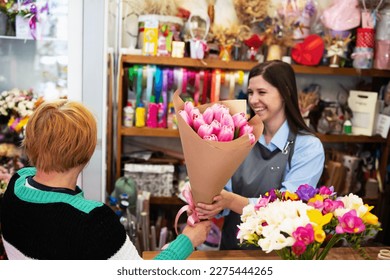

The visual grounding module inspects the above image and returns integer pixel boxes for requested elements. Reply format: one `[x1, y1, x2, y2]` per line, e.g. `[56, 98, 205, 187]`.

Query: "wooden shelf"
[150, 196, 185, 206]
[121, 127, 180, 137]
[120, 127, 385, 143]
[121, 55, 390, 77]
[316, 134, 387, 143]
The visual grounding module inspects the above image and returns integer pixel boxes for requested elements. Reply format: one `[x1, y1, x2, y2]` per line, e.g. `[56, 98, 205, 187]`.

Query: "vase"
[266, 44, 283, 61]
[0, 13, 15, 36]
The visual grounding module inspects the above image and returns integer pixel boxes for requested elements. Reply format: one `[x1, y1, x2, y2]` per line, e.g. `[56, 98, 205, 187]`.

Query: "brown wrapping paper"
[173, 90, 264, 204]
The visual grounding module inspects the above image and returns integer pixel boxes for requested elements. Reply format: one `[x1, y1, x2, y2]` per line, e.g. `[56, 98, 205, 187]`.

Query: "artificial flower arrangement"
[0, 88, 43, 135]
[0, 0, 18, 35]
[233, 0, 270, 27]
[210, 23, 251, 61]
[237, 185, 381, 260]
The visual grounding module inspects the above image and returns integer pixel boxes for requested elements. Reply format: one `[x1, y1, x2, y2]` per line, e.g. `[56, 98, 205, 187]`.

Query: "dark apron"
[220, 131, 296, 250]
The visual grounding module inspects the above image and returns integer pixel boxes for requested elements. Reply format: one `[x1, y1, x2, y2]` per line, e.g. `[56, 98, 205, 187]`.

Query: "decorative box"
[124, 163, 175, 197]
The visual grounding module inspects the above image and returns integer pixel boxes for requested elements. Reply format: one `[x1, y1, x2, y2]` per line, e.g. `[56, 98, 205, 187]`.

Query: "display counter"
[143, 246, 389, 260]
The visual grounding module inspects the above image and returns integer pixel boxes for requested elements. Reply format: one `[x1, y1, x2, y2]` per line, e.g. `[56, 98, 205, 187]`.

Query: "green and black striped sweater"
[0, 167, 193, 260]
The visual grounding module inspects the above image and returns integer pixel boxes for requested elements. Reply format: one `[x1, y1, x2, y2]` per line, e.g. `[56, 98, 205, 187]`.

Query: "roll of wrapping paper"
[141, 212, 150, 251]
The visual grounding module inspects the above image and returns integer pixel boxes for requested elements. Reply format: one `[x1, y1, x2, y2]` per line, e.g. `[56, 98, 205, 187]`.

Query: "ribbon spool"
[356, 28, 375, 48]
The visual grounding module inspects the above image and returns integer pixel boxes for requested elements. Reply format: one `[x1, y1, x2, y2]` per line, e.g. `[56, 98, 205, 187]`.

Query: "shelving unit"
[114, 54, 390, 244]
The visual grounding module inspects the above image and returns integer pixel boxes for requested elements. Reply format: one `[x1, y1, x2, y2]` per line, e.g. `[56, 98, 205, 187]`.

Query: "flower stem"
[316, 234, 344, 260]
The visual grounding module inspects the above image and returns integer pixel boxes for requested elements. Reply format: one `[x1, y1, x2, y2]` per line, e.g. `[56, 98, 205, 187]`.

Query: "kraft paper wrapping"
[173, 90, 264, 204]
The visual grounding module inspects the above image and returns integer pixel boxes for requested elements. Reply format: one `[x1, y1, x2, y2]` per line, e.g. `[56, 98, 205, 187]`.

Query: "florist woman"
[195, 60, 325, 250]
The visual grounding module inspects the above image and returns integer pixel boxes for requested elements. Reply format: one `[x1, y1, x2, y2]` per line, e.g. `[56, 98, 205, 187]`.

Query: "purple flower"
[296, 184, 317, 202]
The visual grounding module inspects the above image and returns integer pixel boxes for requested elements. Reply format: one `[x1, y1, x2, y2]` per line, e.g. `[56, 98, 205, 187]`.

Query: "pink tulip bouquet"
[237, 185, 382, 260]
[172, 90, 264, 231]
[178, 99, 256, 144]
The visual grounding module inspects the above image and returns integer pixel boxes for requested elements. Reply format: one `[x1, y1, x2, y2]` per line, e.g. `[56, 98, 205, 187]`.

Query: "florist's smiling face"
[247, 75, 285, 125]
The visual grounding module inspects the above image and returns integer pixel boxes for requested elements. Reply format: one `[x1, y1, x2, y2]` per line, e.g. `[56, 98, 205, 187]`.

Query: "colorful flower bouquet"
[0, 88, 43, 136]
[237, 185, 381, 260]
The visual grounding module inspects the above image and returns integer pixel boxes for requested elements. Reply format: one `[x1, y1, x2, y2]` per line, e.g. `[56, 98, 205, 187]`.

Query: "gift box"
[348, 90, 380, 136]
[124, 163, 175, 197]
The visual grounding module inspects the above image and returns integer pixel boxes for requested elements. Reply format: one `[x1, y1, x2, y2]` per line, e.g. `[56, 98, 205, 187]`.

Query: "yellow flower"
[308, 194, 324, 204]
[307, 209, 333, 229]
[314, 228, 326, 243]
[284, 191, 299, 200]
[362, 211, 379, 225]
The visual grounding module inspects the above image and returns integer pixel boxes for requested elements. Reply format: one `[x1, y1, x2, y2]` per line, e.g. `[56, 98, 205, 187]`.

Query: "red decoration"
[291, 34, 324, 66]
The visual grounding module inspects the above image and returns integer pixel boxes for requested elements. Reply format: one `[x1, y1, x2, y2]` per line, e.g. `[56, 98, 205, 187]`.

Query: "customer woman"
[0, 100, 211, 259]
[195, 60, 325, 250]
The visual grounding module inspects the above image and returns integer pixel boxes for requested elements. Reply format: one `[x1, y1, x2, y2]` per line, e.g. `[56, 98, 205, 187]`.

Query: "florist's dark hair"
[247, 60, 314, 135]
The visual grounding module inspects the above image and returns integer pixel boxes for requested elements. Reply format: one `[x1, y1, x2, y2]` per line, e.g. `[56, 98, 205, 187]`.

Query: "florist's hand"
[195, 190, 234, 220]
[182, 220, 212, 248]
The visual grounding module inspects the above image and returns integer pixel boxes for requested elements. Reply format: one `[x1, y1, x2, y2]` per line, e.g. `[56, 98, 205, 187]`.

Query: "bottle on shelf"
[135, 102, 146, 128]
[343, 119, 352, 135]
[123, 100, 135, 127]
[167, 102, 177, 129]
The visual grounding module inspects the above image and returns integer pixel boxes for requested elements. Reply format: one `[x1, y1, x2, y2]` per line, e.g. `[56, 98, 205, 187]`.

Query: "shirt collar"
[259, 120, 289, 151]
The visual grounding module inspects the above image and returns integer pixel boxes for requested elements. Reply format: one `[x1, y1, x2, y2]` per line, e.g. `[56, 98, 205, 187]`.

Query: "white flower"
[334, 193, 364, 217]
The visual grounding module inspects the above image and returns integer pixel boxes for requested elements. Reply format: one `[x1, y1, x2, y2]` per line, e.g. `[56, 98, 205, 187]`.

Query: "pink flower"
[336, 210, 366, 234]
[202, 107, 214, 124]
[184, 101, 194, 116]
[203, 134, 218, 141]
[210, 119, 222, 135]
[217, 125, 234, 141]
[254, 196, 270, 210]
[232, 112, 247, 129]
[193, 114, 205, 132]
[220, 112, 234, 127]
[213, 104, 229, 122]
[318, 186, 333, 196]
[239, 123, 254, 137]
[178, 110, 192, 126]
[197, 124, 213, 138]
[189, 107, 201, 121]
[292, 240, 307, 256]
[248, 133, 256, 145]
[293, 224, 314, 245]
[322, 198, 344, 214]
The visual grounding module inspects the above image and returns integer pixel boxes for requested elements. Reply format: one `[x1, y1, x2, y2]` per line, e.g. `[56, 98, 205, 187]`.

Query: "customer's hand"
[182, 220, 212, 248]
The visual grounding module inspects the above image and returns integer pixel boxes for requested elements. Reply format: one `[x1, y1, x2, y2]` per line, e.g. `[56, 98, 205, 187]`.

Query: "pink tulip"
[210, 119, 222, 135]
[197, 124, 214, 138]
[239, 123, 254, 137]
[189, 107, 201, 121]
[202, 107, 214, 124]
[232, 112, 247, 129]
[213, 104, 229, 122]
[220, 112, 234, 127]
[193, 114, 206, 131]
[248, 133, 256, 145]
[217, 125, 234, 141]
[178, 110, 192, 126]
[203, 134, 218, 141]
[184, 101, 194, 115]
